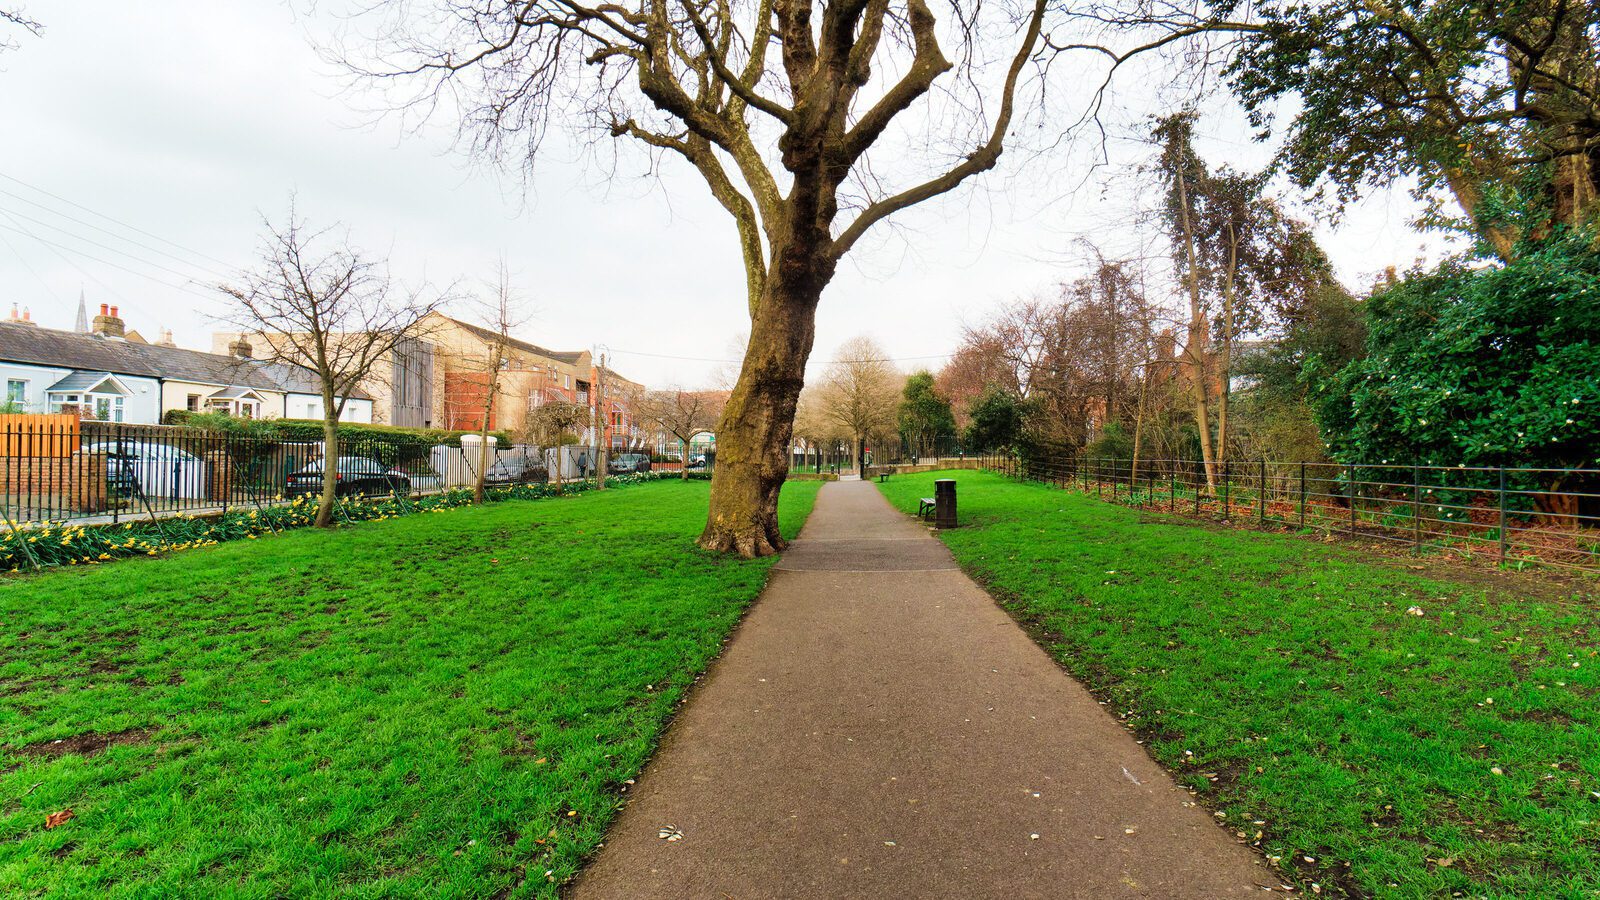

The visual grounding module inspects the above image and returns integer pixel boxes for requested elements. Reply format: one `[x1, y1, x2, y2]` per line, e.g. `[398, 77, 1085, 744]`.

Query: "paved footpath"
[573, 479, 1277, 898]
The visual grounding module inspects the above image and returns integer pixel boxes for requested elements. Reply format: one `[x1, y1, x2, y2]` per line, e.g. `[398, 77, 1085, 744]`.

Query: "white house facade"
[1, 305, 372, 425]
[1, 361, 162, 422]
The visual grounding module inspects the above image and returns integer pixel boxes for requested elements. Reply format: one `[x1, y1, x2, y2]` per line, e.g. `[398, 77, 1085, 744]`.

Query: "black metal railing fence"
[0, 419, 577, 529]
[986, 452, 1600, 572]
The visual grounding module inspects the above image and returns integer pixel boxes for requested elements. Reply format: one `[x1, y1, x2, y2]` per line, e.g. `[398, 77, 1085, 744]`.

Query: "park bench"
[917, 496, 935, 519]
[877, 470, 891, 483]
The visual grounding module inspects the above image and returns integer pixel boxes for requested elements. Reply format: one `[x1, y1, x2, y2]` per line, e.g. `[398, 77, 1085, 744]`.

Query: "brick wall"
[0, 452, 108, 513]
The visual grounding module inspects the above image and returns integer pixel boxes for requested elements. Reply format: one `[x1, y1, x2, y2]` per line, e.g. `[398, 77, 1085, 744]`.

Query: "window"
[5, 379, 25, 405]
[564, 374, 571, 388]
[186, 394, 201, 412]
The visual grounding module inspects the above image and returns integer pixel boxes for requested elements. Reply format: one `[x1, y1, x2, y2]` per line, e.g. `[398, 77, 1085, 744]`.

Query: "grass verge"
[879, 470, 1598, 899]
[0, 479, 819, 898]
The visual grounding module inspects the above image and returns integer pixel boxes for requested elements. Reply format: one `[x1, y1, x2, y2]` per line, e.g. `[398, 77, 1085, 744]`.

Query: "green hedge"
[1, 472, 663, 573]
[161, 410, 511, 448]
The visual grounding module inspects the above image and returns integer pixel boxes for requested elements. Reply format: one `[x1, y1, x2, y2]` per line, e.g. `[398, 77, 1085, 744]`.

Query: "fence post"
[1348, 463, 1357, 534]
[1412, 464, 1422, 549]
[1194, 458, 1202, 515]
[1170, 467, 1176, 512]
[1299, 461, 1307, 529]
[111, 423, 121, 526]
[1498, 466, 1508, 563]
[1222, 459, 1231, 520]
[1259, 459, 1267, 526]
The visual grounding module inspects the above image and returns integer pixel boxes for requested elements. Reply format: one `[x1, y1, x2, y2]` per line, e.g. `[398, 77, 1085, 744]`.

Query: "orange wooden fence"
[0, 413, 80, 458]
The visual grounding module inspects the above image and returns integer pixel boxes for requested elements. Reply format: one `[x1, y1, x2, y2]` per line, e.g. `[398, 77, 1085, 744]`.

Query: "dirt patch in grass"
[16, 727, 154, 759]
[1132, 508, 1600, 606]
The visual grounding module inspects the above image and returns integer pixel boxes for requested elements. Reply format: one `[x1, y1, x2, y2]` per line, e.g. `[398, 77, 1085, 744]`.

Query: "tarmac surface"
[571, 478, 1278, 898]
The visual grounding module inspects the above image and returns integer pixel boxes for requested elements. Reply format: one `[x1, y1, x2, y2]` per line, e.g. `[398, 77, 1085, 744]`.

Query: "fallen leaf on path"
[658, 826, 683, 842]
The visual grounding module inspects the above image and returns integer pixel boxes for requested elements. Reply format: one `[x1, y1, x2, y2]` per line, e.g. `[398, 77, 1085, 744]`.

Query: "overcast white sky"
[0, 1, 1456, 388]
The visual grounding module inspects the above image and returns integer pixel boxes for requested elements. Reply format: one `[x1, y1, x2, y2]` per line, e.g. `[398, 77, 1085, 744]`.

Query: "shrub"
[1312, 230, 1600, 511]
[1, 472, 664, 573]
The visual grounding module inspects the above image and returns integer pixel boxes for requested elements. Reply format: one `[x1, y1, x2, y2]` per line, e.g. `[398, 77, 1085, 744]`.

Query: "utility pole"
[596, 351, 608, 489]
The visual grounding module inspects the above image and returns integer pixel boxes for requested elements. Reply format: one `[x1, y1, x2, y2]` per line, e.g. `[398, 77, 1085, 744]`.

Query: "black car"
[484, 454, 548, 485]
[286, 457, 412, 498]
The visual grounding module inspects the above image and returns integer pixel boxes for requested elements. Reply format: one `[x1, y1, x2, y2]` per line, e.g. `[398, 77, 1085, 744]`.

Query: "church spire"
[74, 289, 89, 333]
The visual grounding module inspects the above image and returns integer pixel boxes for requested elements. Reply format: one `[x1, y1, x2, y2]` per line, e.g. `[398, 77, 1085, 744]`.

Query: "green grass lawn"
[879, 470, 1599, 899]
[0, 479, 819, 899]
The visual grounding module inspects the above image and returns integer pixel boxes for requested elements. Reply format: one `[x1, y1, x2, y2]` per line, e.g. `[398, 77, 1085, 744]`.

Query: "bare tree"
[339, 0, 1050, 556]
[462, 261, 530, 503]
[217, 211, 448, 527]
[633, 388, 725, 480]
[813, 336, 902, 473]
[1, 8, 41, 53]
[525, 400, 590, 491]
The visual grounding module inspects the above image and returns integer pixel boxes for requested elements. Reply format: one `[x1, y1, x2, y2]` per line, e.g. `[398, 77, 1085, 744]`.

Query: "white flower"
[1420, 418, 1429, 425]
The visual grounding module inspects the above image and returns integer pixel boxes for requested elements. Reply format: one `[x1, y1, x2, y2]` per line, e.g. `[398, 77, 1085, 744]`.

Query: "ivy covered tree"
[1311, 231, 1600, 511]
[897, 371, 956, 456]
[962, 387, 1030, 452]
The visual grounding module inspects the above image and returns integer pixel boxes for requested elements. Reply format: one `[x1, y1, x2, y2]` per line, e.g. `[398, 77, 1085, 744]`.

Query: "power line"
[0, 204, 225, 284]
[0, 227, 62, 305]
[0, 215, 219, 305]
[0, 189, 235, 279]
[0, 209, 137, 309]
[0, 169, 239, 270]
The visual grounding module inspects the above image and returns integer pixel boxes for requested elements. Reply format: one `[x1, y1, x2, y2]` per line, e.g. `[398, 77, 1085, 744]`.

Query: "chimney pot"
[91, 304, 126, 338]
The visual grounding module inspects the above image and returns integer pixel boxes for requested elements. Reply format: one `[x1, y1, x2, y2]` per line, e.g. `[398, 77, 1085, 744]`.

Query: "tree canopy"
[1218, 0, 1600, 256]
[897, 371, 956, 452]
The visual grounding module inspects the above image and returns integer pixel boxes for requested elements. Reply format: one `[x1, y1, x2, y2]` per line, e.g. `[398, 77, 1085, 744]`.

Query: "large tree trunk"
[698, 265, 824, 557]
[1443, 166, 1520, 260]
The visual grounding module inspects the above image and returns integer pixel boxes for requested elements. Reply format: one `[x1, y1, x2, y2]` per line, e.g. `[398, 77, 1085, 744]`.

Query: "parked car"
[83, 441, 207, 502]
[484, 454, 548, 485]
[686, 454, 708, 470]
[285, 457, 412, 498]
[607, 452, 651, 474]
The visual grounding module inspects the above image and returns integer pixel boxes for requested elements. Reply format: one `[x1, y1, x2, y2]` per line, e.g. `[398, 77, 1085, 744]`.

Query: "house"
[1, 304, 369, 423]
[590, 363, 646, 451]
[211, 330, 431, 427]
[420, 313, 591, 433]
[243, 359, 374, 423]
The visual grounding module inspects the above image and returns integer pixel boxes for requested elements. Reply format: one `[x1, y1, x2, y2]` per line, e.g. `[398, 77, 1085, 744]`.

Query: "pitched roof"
[244, 361, 372, 400]
[45, 371, 123, 393]
[208, 386, 267, 401]
[0, 322, 330, 395]
[439, 315, 587, 365]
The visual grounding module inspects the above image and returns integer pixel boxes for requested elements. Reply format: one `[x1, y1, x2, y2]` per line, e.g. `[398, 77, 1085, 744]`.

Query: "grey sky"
[0, 1, 1453, 389]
